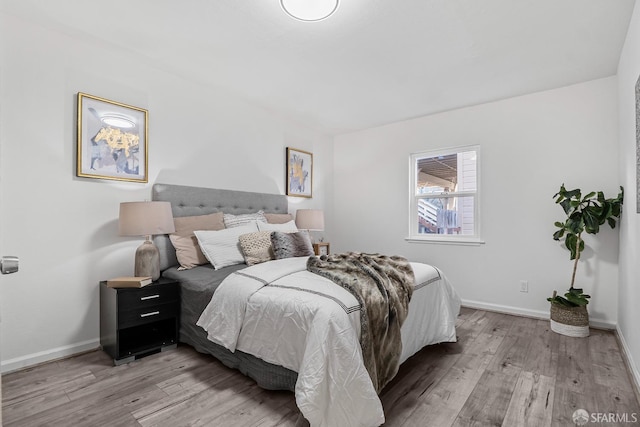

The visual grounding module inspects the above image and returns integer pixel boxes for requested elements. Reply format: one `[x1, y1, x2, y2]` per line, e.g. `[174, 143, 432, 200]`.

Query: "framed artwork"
[636, 74, 640, 212]
[77, 92, 148, 183]
[286, 147, 313, 198]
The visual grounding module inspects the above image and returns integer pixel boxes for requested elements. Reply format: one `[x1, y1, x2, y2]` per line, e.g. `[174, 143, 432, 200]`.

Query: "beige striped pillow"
[223, 211, 267, 228]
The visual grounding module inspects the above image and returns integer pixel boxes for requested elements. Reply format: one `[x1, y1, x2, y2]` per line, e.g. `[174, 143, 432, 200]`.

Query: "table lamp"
[295, 209, 324, 241]
[119, 201, 175, 281]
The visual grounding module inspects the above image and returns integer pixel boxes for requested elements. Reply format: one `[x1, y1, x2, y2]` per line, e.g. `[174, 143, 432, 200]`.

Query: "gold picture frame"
[286, 147, 313, 198]
[77, 92, 149, 183]
[636, 73, 640, 213]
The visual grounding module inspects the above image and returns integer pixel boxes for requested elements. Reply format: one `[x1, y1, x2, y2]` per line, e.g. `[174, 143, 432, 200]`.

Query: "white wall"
[0, 13, 332, 371]
[0, 6, 631, 378]
[332, 77, 621, 326]
[616, 1, 640, 393]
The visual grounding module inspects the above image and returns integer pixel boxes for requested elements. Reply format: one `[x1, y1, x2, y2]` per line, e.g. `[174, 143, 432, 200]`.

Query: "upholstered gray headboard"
[152, 183, 289, 271]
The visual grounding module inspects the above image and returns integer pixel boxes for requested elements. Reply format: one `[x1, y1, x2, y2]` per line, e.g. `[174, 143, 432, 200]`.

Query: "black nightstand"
[100, 278, 180, 365]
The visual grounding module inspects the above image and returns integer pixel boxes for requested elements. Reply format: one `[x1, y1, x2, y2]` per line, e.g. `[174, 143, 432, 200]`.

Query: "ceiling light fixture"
[102, 114, 136, 129]
[280, 0, 339, 22]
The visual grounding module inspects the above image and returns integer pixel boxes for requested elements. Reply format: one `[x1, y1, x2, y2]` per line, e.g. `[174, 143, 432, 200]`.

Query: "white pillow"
[194, 223, 259, 269]
[257, 220, 298, 232]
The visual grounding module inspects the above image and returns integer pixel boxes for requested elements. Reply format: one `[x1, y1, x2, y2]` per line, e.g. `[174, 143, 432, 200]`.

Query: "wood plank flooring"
[3, 308, 639, 426]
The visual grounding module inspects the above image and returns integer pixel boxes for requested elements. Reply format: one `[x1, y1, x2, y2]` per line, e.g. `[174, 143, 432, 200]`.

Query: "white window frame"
[406, 144, 484, 245]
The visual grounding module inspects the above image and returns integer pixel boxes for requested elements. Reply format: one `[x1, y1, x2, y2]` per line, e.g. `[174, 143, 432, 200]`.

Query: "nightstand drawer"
[118, 302, 179, 329]
[117, 284, 179, 309]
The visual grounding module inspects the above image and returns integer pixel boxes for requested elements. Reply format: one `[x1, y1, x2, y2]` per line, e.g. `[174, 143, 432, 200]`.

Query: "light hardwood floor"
[3, 308, 639, 426]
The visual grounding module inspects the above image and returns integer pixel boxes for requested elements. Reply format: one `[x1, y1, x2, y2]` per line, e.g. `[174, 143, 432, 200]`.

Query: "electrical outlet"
[520, 280, 529, 293]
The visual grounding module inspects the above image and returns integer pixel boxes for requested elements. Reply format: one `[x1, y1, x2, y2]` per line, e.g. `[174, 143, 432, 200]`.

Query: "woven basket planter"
[550, 304, 589, 337]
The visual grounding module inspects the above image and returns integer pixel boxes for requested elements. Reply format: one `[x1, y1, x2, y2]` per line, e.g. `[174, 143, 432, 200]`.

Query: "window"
[408, 145, 482, 244]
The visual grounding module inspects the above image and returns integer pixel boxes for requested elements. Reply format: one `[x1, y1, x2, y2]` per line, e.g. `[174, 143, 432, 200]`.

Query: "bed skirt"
[180, 309, 298, 391]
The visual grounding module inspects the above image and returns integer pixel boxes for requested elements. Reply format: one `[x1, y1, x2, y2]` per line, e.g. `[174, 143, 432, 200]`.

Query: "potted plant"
[548, 184, 623, 337]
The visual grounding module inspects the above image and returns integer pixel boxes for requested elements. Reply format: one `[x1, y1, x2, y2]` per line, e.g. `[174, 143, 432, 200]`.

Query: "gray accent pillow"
[270, 231, 314, 259]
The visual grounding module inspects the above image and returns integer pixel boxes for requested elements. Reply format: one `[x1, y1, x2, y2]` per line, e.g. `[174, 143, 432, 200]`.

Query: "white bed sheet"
[197, 257, 460, 427]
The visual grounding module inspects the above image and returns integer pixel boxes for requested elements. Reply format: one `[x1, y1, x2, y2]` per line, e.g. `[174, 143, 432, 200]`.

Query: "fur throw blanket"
[306, 252, 415, 392]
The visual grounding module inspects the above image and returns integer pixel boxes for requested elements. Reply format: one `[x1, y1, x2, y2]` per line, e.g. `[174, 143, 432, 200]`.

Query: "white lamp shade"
[280, 0, 339, 21]
[119, 201, 175, 236]
[295, 209, 325, 231]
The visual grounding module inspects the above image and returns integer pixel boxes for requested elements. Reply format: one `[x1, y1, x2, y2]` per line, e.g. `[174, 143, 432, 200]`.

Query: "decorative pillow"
[174, 212, 225, 234]
[169, 212, 225, 269]
[270, 231, 314, 260]
[195, 223, 259, 269]
[239, 231, 274, 266]
[257, 220, 298, 232]
[169, 234, 209, 269]
[264, 213, 294, 224]
[223, 211, 267, 228]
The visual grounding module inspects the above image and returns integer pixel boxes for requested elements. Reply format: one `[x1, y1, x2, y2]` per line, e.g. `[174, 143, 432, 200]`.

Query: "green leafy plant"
[548, 288, 591, 307]
[548, 184, 623, 307]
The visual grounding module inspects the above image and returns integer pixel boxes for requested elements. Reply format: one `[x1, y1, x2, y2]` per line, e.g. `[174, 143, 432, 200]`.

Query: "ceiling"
[2, 0, 636, 135]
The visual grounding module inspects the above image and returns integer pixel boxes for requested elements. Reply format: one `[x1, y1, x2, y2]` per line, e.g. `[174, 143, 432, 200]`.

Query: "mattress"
[162, 263, 298, 390]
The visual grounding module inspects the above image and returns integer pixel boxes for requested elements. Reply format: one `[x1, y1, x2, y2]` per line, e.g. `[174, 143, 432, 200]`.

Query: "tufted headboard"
[152, 183, 289, 271]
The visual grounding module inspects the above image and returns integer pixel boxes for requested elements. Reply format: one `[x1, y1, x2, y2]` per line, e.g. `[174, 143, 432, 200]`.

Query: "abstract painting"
[636, 75, 640, 212]
[77, 92, 148, 183]
[286, 147, 313, 198]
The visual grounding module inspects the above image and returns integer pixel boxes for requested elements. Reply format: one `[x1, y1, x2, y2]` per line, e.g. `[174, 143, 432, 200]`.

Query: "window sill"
[405, 237, 485, 246]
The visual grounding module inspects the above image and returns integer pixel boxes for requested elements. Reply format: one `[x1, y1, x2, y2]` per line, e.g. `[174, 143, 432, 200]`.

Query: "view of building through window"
[410, 146, 479, 240]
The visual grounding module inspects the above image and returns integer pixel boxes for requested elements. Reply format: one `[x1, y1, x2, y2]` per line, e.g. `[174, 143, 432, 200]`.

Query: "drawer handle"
[140, 311, 160, 318]
[140, 294, 160, 301]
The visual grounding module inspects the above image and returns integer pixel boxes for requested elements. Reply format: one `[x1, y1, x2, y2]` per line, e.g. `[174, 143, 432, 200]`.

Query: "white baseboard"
[461, 299, 616, 330]
[0, 302, 620, 374]
[615, 325, 640, 403]
[1, 339, 100, 374]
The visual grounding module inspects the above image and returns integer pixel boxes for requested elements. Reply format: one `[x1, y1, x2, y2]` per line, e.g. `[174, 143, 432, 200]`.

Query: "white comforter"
[197, 257, 461, 427]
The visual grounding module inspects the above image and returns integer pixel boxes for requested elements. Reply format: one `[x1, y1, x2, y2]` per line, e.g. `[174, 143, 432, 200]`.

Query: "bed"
[152, 183, 461, 427]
